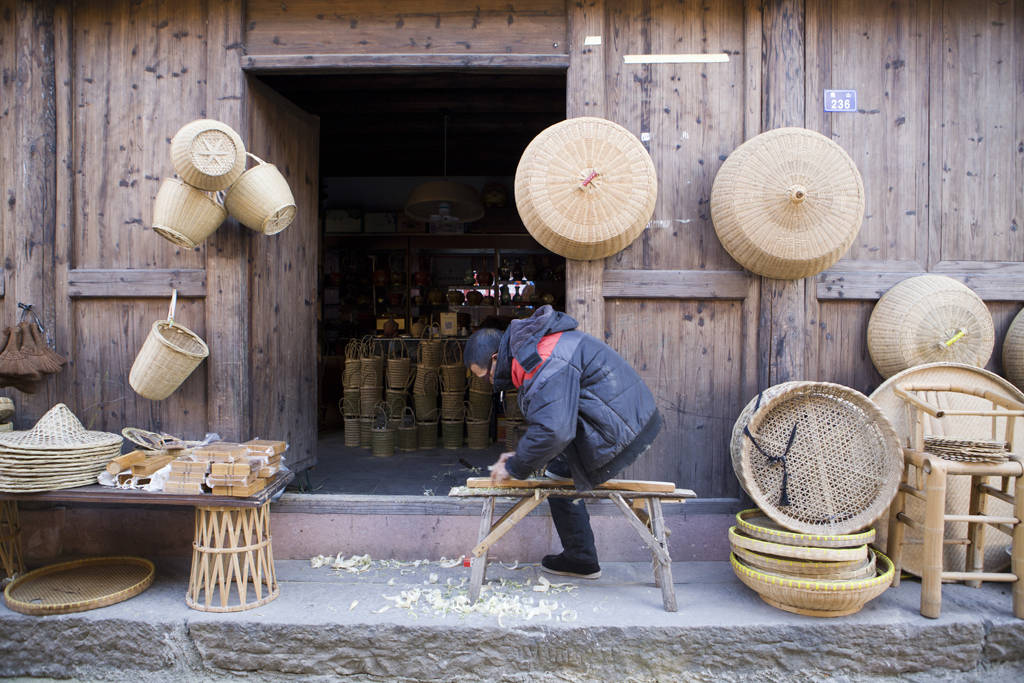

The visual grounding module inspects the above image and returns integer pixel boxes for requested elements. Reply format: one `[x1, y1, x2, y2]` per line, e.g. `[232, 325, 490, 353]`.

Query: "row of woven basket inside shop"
[726, 269, 1024, 619]
[338, 336, 523, 457]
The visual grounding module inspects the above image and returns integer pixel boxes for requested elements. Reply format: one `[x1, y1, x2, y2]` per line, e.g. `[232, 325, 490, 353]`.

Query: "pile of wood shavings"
[308, 553, 467, 573]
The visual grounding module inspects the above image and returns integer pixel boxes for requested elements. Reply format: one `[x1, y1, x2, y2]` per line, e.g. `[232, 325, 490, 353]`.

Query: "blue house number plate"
[824, 89, 857, 112]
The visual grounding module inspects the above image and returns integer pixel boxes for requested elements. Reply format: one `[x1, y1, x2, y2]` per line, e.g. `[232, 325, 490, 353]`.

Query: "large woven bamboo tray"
[731, 546, 877, 580]
[869, 362, 1021, 575]
[736, 509, 876, 548]
[731, 549, 893, 617]
[4, 556, 154, 615]
[730, 381, 902, 535]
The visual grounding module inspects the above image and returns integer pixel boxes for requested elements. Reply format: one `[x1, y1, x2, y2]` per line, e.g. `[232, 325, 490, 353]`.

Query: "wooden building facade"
[1, 0, 1021, 503]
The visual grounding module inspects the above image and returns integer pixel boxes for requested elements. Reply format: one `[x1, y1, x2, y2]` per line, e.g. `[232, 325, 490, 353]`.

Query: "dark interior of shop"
[256, 71, 567, 493]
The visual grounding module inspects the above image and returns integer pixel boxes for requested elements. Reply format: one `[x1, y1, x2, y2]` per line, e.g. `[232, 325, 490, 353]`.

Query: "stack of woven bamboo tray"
[729, 509, 893, 617]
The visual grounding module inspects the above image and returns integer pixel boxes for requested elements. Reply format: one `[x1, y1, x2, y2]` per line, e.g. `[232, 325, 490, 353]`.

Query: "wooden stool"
[887, 384, 1024, 619]
[186, 502, 278, 612]
[0, 500, 25, 579]
[449, 478, 696, 612]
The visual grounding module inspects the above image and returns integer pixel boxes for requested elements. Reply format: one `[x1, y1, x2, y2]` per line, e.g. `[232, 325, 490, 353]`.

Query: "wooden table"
[0, 471, 294, 612]
[449, 478, 696, 612]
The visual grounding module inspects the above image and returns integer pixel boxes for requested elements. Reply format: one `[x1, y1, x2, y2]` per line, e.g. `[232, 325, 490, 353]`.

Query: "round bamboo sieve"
[223, 153, 297, 235]
[514, 117, 657, 261]
[710, 127, 865, 279]
[1002, 307, 1024, 392]
[151, 177, 227, 248]
[735, 509, 876, 548]
[729, 381, 902, 535]
[170, 119, 246, 191]
[867, 275, 994, 378]
[4, 556, 154, 616]
[731, 546, 876, 580]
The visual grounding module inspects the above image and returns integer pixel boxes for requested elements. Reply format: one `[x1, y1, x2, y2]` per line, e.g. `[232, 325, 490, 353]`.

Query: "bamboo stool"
[186, 502, 278, 612]
[1, 500, 25, 579]
[887, 384, 1024, 619]
[449, 478, 696, 612]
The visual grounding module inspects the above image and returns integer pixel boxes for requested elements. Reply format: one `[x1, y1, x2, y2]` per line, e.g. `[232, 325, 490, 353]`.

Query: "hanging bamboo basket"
[170, 119, 246, 191]
[224, 153, 297, 235]
[514, 117, 658, 260]
[416, 421, 438, 449]
[710, 127, 865, 279]
[151, 177, 227, 248]
[867, 275, 994, 378]
[1, 500, 24, 579]
[129, 292, 209, 401]
[1003, 307, 1024, 392]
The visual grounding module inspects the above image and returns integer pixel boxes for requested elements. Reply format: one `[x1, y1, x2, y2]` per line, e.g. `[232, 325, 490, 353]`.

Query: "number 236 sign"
[824, 90, 857, 112]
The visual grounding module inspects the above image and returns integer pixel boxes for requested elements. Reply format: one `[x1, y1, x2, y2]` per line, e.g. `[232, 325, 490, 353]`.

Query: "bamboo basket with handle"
[371, 403, 395, 458]
[170, 118, 246, 191]
[439, 340, 466, 392]
[441, 419, 463, 450]
[151, 177, 227, 248]
[417, 420, 438, 449]
[386, 340, 412, 391]
[129, 291, 209, 401]
[223, 153, 296, 235]
[397, 407, 417, 451]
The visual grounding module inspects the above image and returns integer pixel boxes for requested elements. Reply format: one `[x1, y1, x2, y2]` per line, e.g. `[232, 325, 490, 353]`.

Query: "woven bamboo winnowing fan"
[514, 117, 658, 261]
[867, 275, 994, 379]
[710, 127, 865, 279]
[1002, 307, 1024, 392]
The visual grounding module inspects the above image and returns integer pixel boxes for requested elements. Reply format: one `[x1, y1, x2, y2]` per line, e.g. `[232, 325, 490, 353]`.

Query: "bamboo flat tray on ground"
[4, 556, 154, 615]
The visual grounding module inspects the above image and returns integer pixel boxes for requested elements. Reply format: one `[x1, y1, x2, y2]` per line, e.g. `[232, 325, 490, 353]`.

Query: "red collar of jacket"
[510, 331, 564, 388]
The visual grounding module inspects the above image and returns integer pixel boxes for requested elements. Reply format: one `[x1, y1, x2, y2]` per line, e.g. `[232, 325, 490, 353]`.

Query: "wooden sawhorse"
[448, 478, 696, 612]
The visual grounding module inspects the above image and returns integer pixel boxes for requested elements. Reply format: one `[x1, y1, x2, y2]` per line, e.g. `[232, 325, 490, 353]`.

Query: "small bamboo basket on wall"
[129, 291, 209, 401]
[170, 119, 247, 191]
[223, 153, 297, 235]
[151, 177, 227, 248]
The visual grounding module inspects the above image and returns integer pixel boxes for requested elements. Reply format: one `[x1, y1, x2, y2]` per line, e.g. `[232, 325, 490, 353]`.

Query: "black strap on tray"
[743, 391, 796, 507]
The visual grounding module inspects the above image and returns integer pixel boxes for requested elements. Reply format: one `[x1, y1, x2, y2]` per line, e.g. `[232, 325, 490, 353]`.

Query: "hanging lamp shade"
[514, 117, 657, 261]
[404, 180, 484, 224]
[867, 275, 994, 378]
[710, 127, 865, 279]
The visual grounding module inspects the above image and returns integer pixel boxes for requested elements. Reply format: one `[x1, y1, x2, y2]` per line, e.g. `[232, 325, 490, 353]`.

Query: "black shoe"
[541, 553, 601, 579]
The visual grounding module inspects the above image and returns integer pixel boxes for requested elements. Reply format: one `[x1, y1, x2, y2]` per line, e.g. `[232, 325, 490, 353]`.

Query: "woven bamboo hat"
[710, 127, 865, 279]
[1002, 307, 1024, 392]
[0, 403, 121, 451]
[514, 117, 657, 261]
[867, 275, 994, 378]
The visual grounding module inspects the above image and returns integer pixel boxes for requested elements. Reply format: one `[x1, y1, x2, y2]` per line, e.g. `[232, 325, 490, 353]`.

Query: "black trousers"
[544, 454, 599, 564]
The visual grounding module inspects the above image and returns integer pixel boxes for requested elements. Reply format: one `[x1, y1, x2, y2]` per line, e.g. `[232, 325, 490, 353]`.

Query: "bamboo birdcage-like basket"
[869, 362, 1022, 576]
[710, 127, 865, 280]
[417, 421, 438, 449]
[466, 419, 490, 450]
[514, 117, 657, 261]
[129, 292, 209, 401]
[1003, 307, 1024, 392]
[441, 419, 463, 450]
[170, 119, 246, 191]
[397, 407, 418, 451]
[867, 275, 994, 379]
[730, 549, 893, 617]
[343, 416, 361, 447]
[730, 381, 903, 535]
[151, 177, 227, 248]
[224, 153, 296, 235]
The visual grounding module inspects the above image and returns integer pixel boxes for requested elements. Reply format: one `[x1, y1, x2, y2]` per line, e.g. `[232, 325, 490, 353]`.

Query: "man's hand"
[488, 451, 516, 486]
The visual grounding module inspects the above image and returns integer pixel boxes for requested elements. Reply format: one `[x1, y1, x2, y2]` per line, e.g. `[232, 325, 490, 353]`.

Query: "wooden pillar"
[759, 0, 807, 387]
[565, 0, 606, 338]
[204, 0, 250, 441]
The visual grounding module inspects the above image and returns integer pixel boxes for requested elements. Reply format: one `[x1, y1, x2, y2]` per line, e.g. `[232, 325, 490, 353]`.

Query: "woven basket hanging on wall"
[128, 292, 209, 401]
[169, 119, 246, 191]
[223, 153, 297, 235]
[514, 117, 658, 261]
[1003, 308, 1024, 392]
[710, 127, 865, 279]
[151, 177, 227, 249]
[869, 362, 1022, 576]
[867, 275, 994, 379]
[729, 381, 902, 535]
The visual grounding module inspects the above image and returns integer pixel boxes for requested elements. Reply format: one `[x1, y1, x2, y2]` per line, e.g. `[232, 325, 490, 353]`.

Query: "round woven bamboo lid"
[514, 117, 657, 261]
[710, 127, 865, 279]
[4, 556, 154, 615]
[730, 381, 902, 535]
[1002, 307, 1024, 392]
[867, 275, 994, 378]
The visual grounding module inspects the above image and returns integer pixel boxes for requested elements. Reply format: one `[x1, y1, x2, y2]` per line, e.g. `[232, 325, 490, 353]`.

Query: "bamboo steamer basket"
[735, 509, 876, 548]
[514, 117, 657, 261]
[343, 416, 361, 447]
[151, 177, 227, 248]
[730, 381, 903, 535]
[129, 293, 209, 401]
[441, 419, 464, 450]
[1003, 307, 1024, 392]
[728, 526, 869, 562]
[869, 362, 1021, 576]
[710, 127, 865, 279]
[730, 549, 893, 617]
[867, 275, 994, 378]
[170, 119, 246, 191]
[224, 153, 296, 235]
[417, 421, 438, 449]
[466, 419, 490, 450]
[731, 546, 877, 580]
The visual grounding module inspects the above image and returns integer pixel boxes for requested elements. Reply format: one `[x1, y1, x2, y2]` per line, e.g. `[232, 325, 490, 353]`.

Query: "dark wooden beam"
[68, 269, 207, 298]
[603, 271, 752, 300]
[243, 53, 570, 74]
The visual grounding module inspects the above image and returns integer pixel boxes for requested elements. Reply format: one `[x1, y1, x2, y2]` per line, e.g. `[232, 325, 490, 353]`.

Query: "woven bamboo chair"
[886, 383, 1024, 619]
